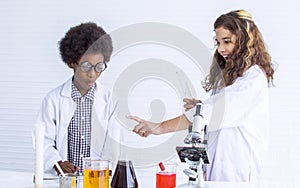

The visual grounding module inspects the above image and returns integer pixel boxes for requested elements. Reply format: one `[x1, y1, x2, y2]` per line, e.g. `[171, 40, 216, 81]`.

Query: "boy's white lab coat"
[185, 65, 270, 182]
[35, 78, 116, 175]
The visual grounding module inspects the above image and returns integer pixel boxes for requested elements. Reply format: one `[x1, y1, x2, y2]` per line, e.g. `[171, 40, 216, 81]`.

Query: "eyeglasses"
[76, 61, 107, 73]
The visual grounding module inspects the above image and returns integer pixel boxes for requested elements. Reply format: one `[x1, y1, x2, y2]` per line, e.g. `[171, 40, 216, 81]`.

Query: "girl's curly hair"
[59, 22, 113, 66]
[203, 10, 274, 92]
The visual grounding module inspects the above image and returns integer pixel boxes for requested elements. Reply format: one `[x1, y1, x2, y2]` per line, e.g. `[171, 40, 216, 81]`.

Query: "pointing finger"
[127, 115, 144, 123]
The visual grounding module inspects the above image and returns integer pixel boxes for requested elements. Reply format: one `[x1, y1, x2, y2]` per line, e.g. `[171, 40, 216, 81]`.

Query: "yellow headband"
[235, 10, 254, 22]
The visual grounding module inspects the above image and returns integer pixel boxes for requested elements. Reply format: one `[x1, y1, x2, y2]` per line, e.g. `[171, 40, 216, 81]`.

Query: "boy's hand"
[54, 161, 79, 175]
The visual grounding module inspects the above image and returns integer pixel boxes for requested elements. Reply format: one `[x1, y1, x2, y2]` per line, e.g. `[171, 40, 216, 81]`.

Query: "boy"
[35, 22, 114, 175]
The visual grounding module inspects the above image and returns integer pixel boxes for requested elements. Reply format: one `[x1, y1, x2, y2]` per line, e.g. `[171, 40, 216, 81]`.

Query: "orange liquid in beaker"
[83, 168, 109, 188]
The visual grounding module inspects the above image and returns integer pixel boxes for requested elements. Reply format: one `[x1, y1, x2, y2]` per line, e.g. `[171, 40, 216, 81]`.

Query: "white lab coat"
[185, 65, 269, 182]
[35, 78, 116, 175]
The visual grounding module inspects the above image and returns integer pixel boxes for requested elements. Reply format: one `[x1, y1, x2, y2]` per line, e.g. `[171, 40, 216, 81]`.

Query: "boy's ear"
[68, 63, 75, 69]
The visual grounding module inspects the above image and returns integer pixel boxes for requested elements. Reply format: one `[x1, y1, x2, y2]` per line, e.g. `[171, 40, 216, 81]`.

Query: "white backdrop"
[0, 0, 299, 187]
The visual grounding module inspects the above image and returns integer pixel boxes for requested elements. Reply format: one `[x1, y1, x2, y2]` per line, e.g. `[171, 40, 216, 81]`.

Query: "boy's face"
[72, 53, 104, 96]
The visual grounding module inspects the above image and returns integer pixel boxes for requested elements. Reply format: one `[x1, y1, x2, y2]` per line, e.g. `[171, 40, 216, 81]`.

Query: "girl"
[129, 10, 274, 182]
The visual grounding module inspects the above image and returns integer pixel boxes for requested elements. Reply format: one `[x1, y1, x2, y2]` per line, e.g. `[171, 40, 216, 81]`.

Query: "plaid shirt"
[68, 82, 96, 172]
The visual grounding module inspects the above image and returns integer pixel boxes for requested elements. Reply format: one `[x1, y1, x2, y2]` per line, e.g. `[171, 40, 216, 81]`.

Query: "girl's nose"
[218, 44, 225, 53]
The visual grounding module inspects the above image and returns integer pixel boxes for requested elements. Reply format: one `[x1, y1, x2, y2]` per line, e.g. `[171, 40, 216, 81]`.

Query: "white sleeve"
[202, 66, 268, 132]
[35, 96, 63, 175]
[183, 107, 195, 122]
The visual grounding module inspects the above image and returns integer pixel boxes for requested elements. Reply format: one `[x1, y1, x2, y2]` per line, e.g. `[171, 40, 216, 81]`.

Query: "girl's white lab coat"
[185, 65, 270, 182]
[35, 78, 116, 175]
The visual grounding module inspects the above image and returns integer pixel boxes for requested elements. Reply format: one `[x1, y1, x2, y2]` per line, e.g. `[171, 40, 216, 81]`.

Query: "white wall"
[0, 0, 299, 187]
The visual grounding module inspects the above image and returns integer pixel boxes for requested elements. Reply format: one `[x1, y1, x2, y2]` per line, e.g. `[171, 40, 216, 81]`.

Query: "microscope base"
[176, 183, 202, 188]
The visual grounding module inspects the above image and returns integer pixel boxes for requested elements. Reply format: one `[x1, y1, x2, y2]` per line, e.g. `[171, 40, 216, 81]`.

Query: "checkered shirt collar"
[71, 82, 97, 100]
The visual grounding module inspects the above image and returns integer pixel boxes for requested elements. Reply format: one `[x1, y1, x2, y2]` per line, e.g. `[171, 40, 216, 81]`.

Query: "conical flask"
[111, 160, 138, 188]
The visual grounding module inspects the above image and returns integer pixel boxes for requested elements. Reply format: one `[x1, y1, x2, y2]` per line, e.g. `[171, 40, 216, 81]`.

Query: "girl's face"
[215, 26, 237, 62]
[72, 53, 104, 96]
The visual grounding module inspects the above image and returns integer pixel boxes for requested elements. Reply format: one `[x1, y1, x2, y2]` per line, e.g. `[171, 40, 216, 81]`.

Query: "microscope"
[176, 102, 209, 188]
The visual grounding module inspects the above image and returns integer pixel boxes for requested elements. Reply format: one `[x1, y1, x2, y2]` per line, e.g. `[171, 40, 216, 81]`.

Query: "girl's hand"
[183, 98, 201, 111]
[128, 115, 162, 137]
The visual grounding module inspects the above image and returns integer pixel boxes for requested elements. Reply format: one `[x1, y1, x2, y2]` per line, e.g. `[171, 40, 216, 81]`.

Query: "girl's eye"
[224, 40, 232, 44]
[214, 41, 220, 46]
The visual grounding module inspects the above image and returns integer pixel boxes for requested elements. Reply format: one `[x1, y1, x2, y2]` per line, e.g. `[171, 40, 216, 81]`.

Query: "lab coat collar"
[60, 78, 73, 98]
